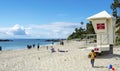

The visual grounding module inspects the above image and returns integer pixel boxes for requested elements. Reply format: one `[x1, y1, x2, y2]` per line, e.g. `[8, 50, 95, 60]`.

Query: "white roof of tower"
[87, 11, 113, 20]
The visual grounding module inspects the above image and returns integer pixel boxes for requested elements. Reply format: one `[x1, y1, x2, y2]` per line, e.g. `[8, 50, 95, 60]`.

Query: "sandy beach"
[0, 40, 120, 71]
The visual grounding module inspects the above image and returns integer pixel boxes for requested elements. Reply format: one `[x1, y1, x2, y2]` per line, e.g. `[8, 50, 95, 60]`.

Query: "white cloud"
[0, 22, 85, 38]
[28, 22, 82, 38]
[0, 24, 28, 38]
[6, 24, 27, 35]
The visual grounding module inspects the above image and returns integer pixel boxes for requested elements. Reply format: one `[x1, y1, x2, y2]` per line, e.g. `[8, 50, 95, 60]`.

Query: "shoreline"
[0, 41, 60, 51]
[0, 39, 64, 51]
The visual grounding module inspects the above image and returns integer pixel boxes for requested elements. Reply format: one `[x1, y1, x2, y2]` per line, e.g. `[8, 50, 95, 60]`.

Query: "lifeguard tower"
[87, 11, 116, 54]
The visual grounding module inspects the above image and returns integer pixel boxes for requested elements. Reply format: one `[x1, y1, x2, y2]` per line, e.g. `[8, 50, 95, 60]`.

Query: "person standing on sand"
[37, 43, 39, 50]
[89, 50, 96, 67]
[33, 44, 35, 48]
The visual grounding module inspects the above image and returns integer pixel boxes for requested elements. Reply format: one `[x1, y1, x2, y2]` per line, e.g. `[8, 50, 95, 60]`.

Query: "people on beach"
[57, 49, 68, 52]
[46, 46, 48, 50]
[27, 45, 32, 49]
[60, 40, 64, 45]
[50, 47, 56, 53]
[52, 41, 54, 45]
[33, 44, 35, 48]
[89, 50, 96, 67]
[37, 43, 40, 50]
[0, 46, 2, 51]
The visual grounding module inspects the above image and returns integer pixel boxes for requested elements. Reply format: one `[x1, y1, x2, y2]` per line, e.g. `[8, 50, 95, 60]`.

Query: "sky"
[0, 0, 114, 39]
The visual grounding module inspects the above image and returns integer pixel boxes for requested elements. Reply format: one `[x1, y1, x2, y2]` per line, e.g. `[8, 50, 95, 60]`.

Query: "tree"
[111, 0, 120, 45]
[86, 21, 95, 34]
[111, 0, 120, 25]
[67, 21, 95, 40]
[111, 0, 120, 36]
[111, 0, 120, 18]
[80, 21, 84, 25]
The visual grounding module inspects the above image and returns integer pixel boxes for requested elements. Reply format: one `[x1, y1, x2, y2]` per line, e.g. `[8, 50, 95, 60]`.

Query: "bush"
[115, 36, 120, 45]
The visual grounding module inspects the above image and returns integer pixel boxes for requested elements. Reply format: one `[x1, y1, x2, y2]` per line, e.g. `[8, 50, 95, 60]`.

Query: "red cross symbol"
[97, 23, 105, 30]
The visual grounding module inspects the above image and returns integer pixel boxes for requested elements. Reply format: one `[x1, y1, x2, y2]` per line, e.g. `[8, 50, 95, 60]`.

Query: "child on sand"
[89, 50, 96, 67]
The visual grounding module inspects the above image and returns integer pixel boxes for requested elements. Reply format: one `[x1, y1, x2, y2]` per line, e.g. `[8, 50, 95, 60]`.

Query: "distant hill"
[0, 39, 13, 42]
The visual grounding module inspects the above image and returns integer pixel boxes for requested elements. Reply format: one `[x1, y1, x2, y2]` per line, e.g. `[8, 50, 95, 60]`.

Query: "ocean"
[0, 39, 60, 51]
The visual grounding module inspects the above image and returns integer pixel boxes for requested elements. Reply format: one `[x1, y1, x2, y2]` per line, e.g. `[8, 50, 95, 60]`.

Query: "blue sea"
[0, 39, 60, 50]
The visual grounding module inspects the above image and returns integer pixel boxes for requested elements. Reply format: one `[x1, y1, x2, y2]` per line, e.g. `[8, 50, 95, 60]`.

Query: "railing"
[83, 34, 109, 48]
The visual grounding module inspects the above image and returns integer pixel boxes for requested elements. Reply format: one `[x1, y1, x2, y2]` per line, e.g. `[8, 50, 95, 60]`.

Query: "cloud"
[6, 24, 27, 35]
[0, 24, 28, 38]
[28, 22, 82, 38]
[0, 22, 85, 38]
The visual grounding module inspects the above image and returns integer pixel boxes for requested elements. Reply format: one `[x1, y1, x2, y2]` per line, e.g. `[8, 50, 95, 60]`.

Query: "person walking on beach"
[89, 50, 96, 67]
[37, 43, 40, 50]
[33, 44, 35, 48]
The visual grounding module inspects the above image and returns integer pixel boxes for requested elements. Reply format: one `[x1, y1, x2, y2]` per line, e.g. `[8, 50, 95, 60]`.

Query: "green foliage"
[67, 27, 86, 40]
[67, 21, 95, 40]
[86, 21, 95, 34]
[111, 0, 120, 18]
[115, 36, 120, 45]
[111, 0, 120, 45]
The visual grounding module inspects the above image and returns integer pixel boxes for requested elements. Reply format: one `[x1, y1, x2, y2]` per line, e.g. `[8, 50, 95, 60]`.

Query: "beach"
[0, 40, 120, 71]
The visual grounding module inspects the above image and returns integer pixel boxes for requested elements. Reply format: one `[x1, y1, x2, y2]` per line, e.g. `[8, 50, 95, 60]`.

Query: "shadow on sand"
[96, 53, 120, 59]
[93, 66, 108, 68]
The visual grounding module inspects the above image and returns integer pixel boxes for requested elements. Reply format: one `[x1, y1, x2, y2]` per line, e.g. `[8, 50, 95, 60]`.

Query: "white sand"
[0, 40, 120, 71]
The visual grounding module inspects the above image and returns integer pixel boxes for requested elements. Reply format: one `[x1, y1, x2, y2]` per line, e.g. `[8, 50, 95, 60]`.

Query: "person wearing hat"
[89, 50, 96, 67]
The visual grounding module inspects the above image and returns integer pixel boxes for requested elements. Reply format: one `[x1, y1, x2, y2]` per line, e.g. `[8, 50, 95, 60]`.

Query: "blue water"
[0, 39, 58, 50]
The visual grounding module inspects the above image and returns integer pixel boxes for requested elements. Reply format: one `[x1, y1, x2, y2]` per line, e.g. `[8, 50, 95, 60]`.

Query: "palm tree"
[111, 0, 120, 24]
[111, 0, 120, 45]
[111, 0, 120, 18]
[80, 21, 84, 28]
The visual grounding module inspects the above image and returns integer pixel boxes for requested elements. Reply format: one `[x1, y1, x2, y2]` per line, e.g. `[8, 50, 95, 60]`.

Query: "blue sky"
[0, 0, 113, 39]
